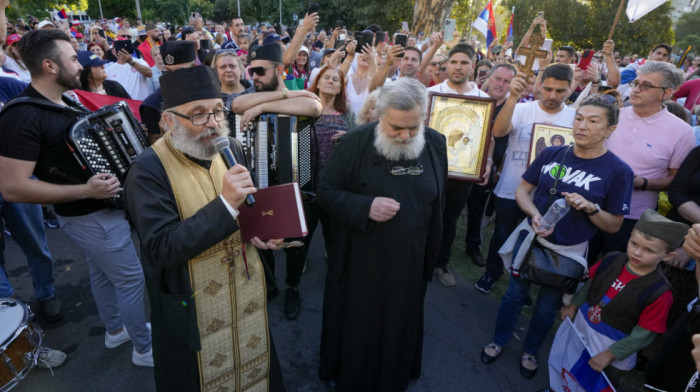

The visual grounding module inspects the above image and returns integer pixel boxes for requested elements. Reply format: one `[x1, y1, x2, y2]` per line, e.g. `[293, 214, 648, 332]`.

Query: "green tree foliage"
[675, 8, 700, 51]
[499, 0, 673, 55]
[86, 0, 139, 20]
[8, 0, 84, 20]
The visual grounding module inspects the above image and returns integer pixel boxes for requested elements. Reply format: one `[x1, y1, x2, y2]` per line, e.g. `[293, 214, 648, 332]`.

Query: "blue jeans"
[58, 209, 151, 352]
[0, 192, 56, 301]
[484, 197, 525, 278]
[493, 274, 563, 356]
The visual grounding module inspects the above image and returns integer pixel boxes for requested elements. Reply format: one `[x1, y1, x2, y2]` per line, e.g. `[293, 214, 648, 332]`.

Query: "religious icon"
[527, 123, 574, 167]
[426, 92, 495, 181]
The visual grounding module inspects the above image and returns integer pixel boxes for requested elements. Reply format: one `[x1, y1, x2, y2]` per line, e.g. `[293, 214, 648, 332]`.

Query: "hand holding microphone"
[215, 137, 255, 207]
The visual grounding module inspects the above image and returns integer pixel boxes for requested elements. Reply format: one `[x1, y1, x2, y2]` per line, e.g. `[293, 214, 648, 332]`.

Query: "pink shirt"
[606, 106, 695, 219]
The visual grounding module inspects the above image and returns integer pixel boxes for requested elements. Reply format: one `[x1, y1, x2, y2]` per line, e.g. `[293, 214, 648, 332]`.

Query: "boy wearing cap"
[557, 209, 688, 387]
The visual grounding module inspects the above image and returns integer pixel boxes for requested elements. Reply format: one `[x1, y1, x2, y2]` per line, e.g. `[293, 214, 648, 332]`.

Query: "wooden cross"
[516, 33, 549, 79]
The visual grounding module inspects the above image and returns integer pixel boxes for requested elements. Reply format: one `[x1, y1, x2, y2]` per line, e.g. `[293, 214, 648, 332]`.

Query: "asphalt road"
[2, 221, 553, 392]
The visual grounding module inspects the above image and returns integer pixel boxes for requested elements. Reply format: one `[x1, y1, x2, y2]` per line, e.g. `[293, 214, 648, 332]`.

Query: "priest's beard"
[168, 116, 229, 160]
[373, 122, 426, 161]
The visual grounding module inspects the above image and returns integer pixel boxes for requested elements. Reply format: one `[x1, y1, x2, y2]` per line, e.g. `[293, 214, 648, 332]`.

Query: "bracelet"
[640, 177, 648, 191]
[487, 158, 494, 164]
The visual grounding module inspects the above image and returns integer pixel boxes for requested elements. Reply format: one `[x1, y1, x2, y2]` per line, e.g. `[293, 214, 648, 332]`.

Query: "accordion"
[235, 114, 314, 193]
[66, 101, 148, 207]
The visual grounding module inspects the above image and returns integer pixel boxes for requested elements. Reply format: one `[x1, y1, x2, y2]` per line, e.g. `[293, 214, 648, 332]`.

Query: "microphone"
[214, 136, 255, 207]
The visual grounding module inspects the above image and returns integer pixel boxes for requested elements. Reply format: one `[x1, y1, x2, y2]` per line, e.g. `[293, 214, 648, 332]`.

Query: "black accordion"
[235, 114, 314, 193]
[66, 101, 148, 206]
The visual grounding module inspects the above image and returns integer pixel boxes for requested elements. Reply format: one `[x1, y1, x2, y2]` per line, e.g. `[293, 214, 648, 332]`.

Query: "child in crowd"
[557, 209, 688, 388]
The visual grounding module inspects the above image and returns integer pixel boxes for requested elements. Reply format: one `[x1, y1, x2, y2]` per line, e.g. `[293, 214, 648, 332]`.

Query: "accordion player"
[234, 113, 314, 193]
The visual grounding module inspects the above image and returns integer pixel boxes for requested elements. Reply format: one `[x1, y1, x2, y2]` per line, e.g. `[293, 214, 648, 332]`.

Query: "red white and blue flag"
[473, 0, 497, 47]
[548, 318, 616, 392]
[507, 7, 514, 41]
[53, 8, 68, 21]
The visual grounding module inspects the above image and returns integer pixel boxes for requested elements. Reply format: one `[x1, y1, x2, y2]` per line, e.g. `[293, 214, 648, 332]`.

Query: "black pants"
[435, 180, 473, 269]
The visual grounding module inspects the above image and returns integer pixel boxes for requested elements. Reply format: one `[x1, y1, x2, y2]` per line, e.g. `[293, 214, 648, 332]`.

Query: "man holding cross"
[475, 63, 576, 294]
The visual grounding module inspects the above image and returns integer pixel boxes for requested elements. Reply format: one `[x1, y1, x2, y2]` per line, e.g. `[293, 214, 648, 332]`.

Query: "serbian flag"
[473, 0, 497, 47]
[53, 8, 68, 21]
[72, 90, 143, 122]
[548, 318, 616, 392]
[506, 7, 514, 41]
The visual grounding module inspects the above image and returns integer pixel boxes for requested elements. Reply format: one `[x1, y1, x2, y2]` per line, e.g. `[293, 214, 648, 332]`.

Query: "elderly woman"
[481, 95, 634, 379]
[356, 89, 379, 125]
[77, 51, 131, 99]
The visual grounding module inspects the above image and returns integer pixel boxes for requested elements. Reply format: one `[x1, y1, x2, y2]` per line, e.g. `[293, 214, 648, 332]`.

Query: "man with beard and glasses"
[474, 63, 576, 295]
[124, 65, 286, 392]
[231, 42, 322, 321]
[317, 78, 447, 391]
[0, 29, 154, 367]
[140, 40, 197, 144]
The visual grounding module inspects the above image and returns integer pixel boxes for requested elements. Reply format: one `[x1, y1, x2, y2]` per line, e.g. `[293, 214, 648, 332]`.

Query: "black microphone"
[214, 136, 255, 207]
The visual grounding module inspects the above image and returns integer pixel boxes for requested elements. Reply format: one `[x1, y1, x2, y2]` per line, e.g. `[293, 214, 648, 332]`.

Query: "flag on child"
[473, 0, 498, 47]
[548, 318, 616, 392]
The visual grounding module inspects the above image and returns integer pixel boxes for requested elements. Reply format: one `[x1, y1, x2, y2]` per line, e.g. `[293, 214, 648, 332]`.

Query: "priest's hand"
[369, 197, 400, 222]
[85, 173, 120, 199]
[251, 237, 283, 250]
[588, 350, 615, 373]
[222, 164, 256, 209]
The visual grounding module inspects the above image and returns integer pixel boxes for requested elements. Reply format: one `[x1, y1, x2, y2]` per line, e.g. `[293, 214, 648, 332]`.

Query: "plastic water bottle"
[538, 198, 570, 231]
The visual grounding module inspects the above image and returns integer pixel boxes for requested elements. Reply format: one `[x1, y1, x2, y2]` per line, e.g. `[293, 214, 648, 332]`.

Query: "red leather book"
[238, 182, 308, 242]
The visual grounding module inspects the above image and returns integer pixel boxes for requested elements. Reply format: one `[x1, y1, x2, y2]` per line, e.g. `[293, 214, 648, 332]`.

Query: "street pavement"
[3, 222, 553, 392]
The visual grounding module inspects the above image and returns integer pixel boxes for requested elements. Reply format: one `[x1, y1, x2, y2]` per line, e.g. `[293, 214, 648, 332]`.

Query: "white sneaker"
[105, 322, 151, 349]
[132, 347, 154, 367]
[37, 347, 67, 368]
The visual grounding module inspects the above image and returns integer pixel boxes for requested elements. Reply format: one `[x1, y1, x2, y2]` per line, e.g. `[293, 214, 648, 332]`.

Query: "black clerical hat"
[160, 66, 222, 110]
[159, 41, 196, 66]
[250, 42, 283, 63]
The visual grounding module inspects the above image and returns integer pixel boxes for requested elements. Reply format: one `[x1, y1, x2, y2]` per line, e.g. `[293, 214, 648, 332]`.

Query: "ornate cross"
[516, 33, 549, 79]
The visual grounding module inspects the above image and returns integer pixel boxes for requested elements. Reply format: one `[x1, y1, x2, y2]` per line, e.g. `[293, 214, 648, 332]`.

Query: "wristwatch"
[586, 203, 601, 216]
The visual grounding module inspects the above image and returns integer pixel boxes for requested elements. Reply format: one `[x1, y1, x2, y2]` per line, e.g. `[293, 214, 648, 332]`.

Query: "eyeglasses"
[248, 66, 275, 77]
[389, 161, 423, 176]
[629, 80, 667, 91]
[119, 34, 132, 39]
[168, 109, 227, 126]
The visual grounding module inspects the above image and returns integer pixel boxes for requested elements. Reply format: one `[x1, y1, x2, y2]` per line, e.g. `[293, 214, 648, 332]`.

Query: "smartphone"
[114, 39, 133, 54]
[478, 69, 488, 78]
[335, 20, 343, 29]
[357, 30, 373, 51]
[395, 33, 408, 58]
[200, 39, 212, 50]
[307, 2, 319, 15]
[578, 49, 594, 70]
[98, 29, 106, 39]
[444, 19, 456, 40]
[401, 21, 409, 31]
[374, 31, 385, 46]
[537, 11, 544, 18]
[334, 39, 345, 49]
[541, 38, 552, 51]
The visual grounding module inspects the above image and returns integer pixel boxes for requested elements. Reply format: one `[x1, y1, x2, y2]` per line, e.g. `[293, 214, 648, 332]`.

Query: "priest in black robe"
[317, 78, 447, 392]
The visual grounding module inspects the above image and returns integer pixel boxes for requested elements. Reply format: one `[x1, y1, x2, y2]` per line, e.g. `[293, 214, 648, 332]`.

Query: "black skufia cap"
[160, 41, 196, 66]
[160, 66, 222, 110]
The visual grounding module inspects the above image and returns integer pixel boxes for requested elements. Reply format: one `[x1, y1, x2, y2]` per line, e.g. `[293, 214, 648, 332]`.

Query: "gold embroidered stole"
[152, 134, 270, 392]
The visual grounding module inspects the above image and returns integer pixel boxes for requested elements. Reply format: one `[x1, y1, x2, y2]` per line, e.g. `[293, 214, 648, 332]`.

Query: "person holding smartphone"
[104, 28, 152, 100]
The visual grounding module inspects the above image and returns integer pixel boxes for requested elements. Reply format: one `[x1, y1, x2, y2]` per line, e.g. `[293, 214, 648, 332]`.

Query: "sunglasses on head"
[247, 65, 275, 77]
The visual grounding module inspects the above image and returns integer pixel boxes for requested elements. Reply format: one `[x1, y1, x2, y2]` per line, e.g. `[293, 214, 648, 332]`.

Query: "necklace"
[92, 86, 106, 95]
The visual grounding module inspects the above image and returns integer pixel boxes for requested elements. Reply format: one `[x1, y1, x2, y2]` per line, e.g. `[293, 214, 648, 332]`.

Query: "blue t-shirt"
[523, 146, 634, 245]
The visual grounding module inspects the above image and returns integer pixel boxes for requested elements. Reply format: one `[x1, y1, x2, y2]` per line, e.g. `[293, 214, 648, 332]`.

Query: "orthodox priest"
[123, 66, 285, 392]
[317, 78, 447, 391]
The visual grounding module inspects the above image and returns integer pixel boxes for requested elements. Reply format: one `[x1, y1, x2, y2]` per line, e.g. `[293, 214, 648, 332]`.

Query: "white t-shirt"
[106, 60, 150, 100]
[426, 80, 488, 97]
[493, 100, 576, 200]
[346, 74, 371, 118]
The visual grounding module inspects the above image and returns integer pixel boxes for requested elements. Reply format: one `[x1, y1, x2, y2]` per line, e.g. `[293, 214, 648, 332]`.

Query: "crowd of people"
[1, 4, 700, 392]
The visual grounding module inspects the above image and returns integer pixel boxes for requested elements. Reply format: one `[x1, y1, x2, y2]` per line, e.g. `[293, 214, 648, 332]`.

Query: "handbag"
[513, 146, 586, 294]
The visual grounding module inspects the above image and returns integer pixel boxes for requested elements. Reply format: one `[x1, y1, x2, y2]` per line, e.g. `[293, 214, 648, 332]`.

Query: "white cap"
[38, 20, 56, 29]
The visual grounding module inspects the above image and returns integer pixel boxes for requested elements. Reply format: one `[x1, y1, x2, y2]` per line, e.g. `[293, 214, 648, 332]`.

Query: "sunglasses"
[119, 35, 132, 39]
[248, 65, 275, 77]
